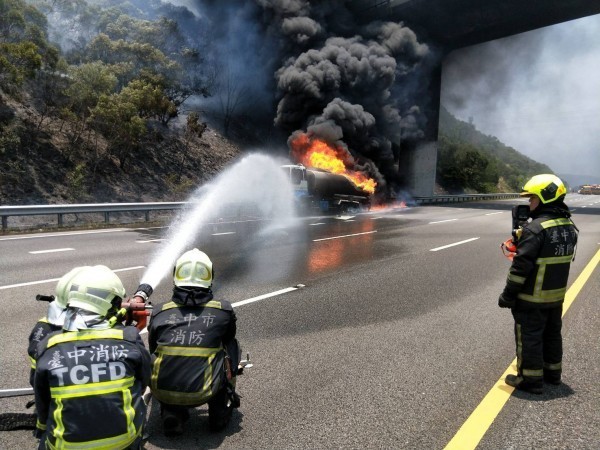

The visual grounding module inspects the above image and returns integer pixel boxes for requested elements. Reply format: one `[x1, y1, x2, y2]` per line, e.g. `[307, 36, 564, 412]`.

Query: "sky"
[441, 13, 600, 182]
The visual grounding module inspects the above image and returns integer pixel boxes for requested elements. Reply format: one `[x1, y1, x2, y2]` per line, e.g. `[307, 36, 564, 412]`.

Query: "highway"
[1, 194, 599, 449]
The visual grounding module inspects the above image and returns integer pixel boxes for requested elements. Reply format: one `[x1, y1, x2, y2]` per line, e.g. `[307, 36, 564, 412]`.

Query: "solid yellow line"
[561, 248, 600, 317]
[444, 247, 600, 450]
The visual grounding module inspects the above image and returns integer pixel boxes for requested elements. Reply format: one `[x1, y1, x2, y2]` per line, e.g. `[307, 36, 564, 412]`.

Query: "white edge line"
[430, 237, 480, 252]
[484, 212, 504, 216]
[429, 219, 459, 224]
[0, 387, 34, 396]
[232, 287, 299, 308]
[136, 239, 164, 243]
[0, 266, 145, 290]
[29, 248, 75, 254]
[212, 232, 236, 236]
[313, 230, 377, 242]
[0, 228, 128, 241]
[309, 223, 326, 226]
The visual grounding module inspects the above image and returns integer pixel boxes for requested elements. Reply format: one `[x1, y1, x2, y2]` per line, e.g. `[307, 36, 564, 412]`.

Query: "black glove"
[498, 293, 516, 309]
[133, 283, 153, 302]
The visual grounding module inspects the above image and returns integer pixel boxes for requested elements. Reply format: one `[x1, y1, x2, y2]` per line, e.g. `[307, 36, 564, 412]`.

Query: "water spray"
[139, 153, 297, 292]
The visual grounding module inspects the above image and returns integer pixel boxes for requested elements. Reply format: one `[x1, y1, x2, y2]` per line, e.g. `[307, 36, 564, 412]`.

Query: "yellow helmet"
[54, 266, 90, 309]
[67, 265, 126, 316]
[520, 174, 566, 204]
[174, 248, 213, 289]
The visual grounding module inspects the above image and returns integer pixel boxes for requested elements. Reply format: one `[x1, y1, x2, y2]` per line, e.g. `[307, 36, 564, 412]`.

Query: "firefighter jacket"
[34, 325, 151, 450]
[502, 203, 578, 309]
[28, 318, 61, 387]
[148, 287, 237, 407]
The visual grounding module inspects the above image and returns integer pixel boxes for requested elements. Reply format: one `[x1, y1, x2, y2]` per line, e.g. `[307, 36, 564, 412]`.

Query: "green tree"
[0, 41, 42, 89]
[0, 0, 58, 90]
[90, 92, 146, 169]
[65, 61, 117, 143]
[120, 78, 177, 124]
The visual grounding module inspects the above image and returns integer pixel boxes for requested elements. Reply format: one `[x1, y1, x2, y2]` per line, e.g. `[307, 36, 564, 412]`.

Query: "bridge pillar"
[398, 141, 438, 197]
[398, 60, 442, 197]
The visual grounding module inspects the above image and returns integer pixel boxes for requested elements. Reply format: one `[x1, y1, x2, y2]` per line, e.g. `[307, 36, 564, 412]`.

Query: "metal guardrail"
[0, 194, 520, 231]
[413, 193, 519, 205]
[0, 202, 186, 231]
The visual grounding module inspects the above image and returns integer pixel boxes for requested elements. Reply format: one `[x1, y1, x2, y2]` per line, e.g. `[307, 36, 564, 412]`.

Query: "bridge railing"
[0, 194, 520, 231]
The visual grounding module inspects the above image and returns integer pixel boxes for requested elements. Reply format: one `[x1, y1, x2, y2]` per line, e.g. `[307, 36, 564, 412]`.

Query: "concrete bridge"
[347, 0, 600, 195]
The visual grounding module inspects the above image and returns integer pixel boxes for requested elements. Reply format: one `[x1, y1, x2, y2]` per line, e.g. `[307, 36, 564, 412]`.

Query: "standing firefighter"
[498, 174, 578, 394]
[27, 266, 88, 387]
[33, 265, 151, 449]
[148, 248, 241, 436]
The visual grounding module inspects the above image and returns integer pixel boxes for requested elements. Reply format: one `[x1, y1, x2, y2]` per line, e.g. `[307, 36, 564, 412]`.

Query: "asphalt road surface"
[1, 194, 599, 449]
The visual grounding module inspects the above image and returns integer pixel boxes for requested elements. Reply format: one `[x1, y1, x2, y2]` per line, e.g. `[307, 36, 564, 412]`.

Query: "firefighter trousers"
[512, 306, 563, 382]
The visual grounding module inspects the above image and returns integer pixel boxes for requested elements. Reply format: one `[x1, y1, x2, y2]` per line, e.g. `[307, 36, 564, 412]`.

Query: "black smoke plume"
[167, 1, 433, 190]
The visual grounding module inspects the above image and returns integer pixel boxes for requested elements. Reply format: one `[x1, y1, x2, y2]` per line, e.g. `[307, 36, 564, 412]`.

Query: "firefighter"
[148, 248, 241, 436]
[33, 265, 151, 449]
[498, 174, 578, 394]
[27, 266, 89, 387]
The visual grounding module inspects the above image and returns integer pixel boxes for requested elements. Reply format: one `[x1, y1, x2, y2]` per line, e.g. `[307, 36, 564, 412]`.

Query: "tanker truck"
[282, 164, 371, 214]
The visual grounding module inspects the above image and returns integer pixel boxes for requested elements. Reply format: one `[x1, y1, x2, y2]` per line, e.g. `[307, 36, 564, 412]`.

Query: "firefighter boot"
[505, 374, 543, 394]
[161, 405, 187, 437]
[543, 369, 562, 385]
[208, 386, 234, 431]
[162, 412, 183, 437]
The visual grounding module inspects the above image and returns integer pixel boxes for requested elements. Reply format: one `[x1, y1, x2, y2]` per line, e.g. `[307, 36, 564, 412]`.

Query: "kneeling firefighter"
[33, 265, 151, 449]
[498, 174, 578, 394]
[148, 249, 241, 436]
[27, 266, 89, 387]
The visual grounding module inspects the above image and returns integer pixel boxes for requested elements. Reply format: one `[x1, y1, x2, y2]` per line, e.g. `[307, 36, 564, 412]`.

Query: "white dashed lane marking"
[29, 248, 74, 254]
[429, 219, 458, 224]
[430, 237, 480, 252]
[313, 231, 377, 242]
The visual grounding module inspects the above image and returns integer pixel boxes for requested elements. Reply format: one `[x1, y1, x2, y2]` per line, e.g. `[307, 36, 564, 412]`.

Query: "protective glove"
[498, 293, 516, 309]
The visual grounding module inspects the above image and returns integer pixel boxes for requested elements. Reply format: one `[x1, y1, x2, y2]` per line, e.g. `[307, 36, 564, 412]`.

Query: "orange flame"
[290, 132, 377, 194]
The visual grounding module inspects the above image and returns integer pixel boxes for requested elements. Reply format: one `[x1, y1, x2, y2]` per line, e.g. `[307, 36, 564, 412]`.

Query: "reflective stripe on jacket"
[148, 297, 236, 406]
[34, 326, 151, 450]
[504, 214, 578, 308]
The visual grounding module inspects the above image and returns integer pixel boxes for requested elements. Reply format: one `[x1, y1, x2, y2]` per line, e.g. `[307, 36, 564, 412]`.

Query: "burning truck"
[284, 131, 378, 214]
[282, 164, 371, 213]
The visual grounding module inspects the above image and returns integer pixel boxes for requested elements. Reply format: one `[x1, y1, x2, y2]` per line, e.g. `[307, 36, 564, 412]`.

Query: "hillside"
[0, 90, 241, 205]
[437, 106, 554, 194]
